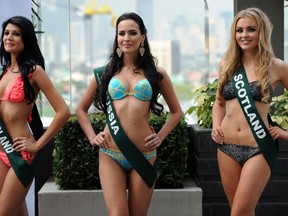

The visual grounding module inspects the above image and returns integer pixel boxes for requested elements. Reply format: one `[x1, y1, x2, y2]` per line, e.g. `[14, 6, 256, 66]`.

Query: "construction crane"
[39, 0, 117, 65]
[83, 0, 117, 25]
[83, 0, 117, 65]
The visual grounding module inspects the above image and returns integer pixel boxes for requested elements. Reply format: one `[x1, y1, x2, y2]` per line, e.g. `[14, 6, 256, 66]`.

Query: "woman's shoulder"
[219, 59, 226, 68]
[30, 65, 47, 81]
[155, 66, 172, 83]
[217, 59, 228, 78]
[156, 66, 168, 78]
[32, 65, 45, 73]
[269, 58, 288, 85]
[271, 58, 288, 74]
[156, 66, 165, 73]
[271, 58, 287, 67]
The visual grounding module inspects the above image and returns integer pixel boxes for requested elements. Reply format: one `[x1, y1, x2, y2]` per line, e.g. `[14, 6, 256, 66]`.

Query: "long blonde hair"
[217, 7, 274, 102]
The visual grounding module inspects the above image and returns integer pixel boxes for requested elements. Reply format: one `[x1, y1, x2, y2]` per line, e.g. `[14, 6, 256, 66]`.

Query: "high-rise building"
[150, 40, 180, 76]
[71, 21, 85, 62]
[136, 0, 154, 39]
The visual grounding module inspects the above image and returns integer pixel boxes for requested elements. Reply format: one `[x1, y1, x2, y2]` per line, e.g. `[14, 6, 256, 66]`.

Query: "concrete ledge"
[38, 178, 202, 216]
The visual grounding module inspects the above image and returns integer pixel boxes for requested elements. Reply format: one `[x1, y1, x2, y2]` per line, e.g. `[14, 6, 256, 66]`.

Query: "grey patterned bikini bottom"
[218, 143, 261, 166]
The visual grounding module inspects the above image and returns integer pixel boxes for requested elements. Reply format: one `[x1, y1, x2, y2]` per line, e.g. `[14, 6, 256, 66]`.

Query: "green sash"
[94, 67, 157, 187]
[0, 121, 40, 187]
[232, 65, 278, 172]
[0, 67, 42, 187]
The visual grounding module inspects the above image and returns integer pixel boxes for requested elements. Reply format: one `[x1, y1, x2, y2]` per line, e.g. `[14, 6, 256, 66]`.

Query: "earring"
[139, 42, 145, 57]
[116, 47, 122, 57]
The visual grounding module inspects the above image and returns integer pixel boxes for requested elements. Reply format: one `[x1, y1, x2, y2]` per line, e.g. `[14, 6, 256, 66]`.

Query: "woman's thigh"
[217, 149, 242, 205]
[232, 154, 270, 215]
[99, 150, 129, 215]
[0, 167, 30, 216]
[128, 156, 157, 216]
[0, 160, 9, 192]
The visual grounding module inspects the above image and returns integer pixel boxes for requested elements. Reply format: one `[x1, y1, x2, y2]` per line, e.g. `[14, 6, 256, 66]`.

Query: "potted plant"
[185, 78, 218, 129]
[269, 90, 288, 129]
[185, 78, 218, 182]
[184, 79, 227, 215]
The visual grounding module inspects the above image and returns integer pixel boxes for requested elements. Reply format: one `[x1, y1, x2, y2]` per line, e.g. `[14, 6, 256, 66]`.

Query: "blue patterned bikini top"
[223, 80, 273, 103]
[108, 77, 152, 101]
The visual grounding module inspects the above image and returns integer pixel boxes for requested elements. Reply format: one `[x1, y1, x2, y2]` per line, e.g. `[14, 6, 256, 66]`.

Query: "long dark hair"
[94, 12, 163, 115]
[0, 16, 45, 104]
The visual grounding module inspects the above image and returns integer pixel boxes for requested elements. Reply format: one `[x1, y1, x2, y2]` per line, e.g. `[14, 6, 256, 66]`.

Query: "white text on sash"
[0, 126, 13, 153]
[234, 74, 266, 139]
[106, 96, 119, 135]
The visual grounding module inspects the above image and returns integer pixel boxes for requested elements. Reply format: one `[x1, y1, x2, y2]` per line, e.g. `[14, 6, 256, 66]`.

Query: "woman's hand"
[269, 125, 288, 140]
[211, 127, 224, 144]
[89, 131, 109, 149]
[144, 133, 162, 149]
[12, 135, 38, 153]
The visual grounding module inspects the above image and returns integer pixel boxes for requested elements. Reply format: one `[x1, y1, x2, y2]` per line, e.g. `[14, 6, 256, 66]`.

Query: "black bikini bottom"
[218, 143, 261, 166]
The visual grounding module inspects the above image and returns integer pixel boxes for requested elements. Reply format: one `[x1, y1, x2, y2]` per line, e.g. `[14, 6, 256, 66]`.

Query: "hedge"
[53, 112, 189, 189]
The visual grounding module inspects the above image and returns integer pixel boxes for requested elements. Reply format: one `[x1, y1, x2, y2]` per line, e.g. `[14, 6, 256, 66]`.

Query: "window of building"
[36, 0, 234, 125]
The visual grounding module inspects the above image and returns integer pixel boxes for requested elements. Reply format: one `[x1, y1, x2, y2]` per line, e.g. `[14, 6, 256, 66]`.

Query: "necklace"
[9, 66, 20, 73]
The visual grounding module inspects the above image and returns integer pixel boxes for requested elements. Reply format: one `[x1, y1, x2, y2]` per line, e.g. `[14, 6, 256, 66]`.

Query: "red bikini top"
[0, 73, 32, 103]
[0, 73, 33, 122]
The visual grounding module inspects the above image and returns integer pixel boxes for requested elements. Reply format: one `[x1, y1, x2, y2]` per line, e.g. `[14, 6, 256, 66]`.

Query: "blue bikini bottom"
[100, 148, 157, 171]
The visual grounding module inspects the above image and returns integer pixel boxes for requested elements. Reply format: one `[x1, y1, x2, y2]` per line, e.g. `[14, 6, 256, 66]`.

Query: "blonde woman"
[212, 8, 288, 216]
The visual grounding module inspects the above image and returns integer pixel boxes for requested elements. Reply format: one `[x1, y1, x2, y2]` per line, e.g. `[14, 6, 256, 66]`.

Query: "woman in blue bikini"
[76, 12, 182, 215]
[212, 8, 288, 216]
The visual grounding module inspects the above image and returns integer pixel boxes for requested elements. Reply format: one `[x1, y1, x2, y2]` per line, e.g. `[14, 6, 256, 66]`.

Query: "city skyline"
[38, 0, 288, 116]
[41, 0, 233, 66]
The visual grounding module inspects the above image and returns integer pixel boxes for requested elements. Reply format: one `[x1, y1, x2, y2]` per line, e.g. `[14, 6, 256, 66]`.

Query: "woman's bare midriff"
[0, 102, 34, 154]
[104, 97, 154, 152]
[221, 100, 270, 147]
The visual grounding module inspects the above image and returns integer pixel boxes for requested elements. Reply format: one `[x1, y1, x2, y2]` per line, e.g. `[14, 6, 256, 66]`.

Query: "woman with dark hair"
[76, 12, 182, 215]
[211, 8, 288, 215]
[0, 16, 70, 215]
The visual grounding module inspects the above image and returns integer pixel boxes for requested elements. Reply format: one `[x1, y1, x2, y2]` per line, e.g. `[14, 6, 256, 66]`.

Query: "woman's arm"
[145, 67, 182, 148]
[30, 66, 70, 151]
[75, 75, 108, 149]
[75, 76, 98, 142]
[211, 61, 226, 144]
[274, 59, 288, 89]
[211, 96, 226, 144]
[267, 59, 288, 141]
[268, 125, 288, 140]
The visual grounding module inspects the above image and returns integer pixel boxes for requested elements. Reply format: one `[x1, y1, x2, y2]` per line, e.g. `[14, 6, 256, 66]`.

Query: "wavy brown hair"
[217, 7, 274, 103]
